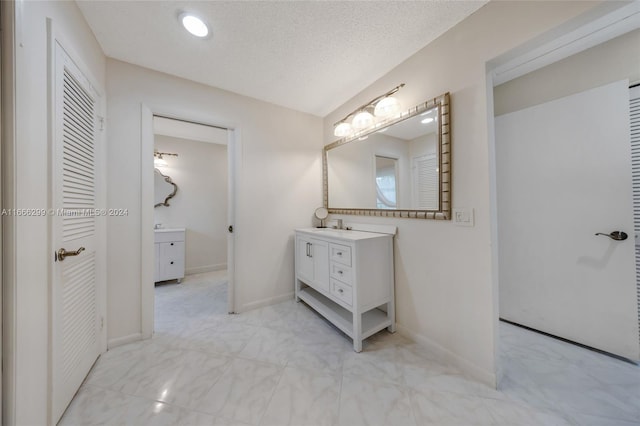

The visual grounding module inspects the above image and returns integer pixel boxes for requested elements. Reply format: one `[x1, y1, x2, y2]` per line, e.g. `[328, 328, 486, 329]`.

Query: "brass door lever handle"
[56, 246, 85, 262]
[595, 231, 628, 241]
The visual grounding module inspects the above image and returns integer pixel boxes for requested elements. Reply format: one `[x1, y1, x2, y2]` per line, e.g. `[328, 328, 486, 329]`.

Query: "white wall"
[322, 0, 601, 385]
[7, 1, 106, 424]
[106, 59, 323, 344]
[154, 135, 228, 274]
[494, 28, 640, 116]
[409, 133, 437, 159]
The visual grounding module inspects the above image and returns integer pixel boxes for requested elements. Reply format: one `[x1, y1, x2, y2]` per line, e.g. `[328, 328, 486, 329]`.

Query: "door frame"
[0, 0, 12, 423]
[485, 1, 640, 383]
[140, 106, 238, 338]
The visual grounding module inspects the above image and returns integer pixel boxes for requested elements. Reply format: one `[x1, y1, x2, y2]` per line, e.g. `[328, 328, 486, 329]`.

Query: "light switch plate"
[453, 207, 474, 227]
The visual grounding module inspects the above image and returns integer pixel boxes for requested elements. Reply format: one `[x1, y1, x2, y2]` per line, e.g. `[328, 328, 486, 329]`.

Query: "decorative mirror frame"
[154, 168, 178, 208]
[323, 92, 451, 220]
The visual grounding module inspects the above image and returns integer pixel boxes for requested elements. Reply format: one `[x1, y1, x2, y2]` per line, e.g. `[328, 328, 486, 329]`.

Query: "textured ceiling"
[77, 1, 487, 117]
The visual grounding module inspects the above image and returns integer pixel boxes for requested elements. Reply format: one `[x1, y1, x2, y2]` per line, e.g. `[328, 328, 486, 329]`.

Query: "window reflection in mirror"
[375, 156, 398, 209]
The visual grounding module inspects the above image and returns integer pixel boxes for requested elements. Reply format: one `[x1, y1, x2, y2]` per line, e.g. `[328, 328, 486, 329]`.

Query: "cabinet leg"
[177, 278, 182, 284]
[353, 311, 362, 353]
[387, 299, 396, 333]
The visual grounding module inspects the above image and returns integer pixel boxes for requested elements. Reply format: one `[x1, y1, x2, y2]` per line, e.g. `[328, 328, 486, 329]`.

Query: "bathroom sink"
[297, 227, 378, 240]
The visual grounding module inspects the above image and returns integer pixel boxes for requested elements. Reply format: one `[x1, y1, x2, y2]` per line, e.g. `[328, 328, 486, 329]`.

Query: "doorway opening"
[487, 4, 640, 424]
[142, 112, 237, 339]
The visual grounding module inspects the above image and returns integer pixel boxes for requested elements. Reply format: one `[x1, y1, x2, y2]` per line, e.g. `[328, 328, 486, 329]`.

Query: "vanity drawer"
[330, 243, 351, 266]
[161, 241, 184, 259]
[163, 258, 185, 280]
[330, 262, 352, 286]
[331, 279, 353, 306]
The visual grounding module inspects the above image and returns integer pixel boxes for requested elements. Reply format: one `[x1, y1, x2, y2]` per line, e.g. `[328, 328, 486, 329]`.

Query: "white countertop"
[295, 227, 391, 241]
[154, 228, 186, 233]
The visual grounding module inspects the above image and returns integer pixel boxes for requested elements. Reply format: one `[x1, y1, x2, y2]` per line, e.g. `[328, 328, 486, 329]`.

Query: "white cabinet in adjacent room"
[154, 228, 186, 283]
[295, 228, 395, 352]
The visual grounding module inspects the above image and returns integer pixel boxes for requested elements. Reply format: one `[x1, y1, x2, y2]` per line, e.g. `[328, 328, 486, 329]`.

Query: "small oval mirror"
[314, 207, 329, 220]
[314, 207, 329, 228]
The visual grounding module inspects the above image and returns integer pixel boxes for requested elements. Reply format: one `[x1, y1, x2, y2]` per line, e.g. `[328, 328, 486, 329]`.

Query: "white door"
[496, 80, 639, 360]
[51, 42, 104, 423]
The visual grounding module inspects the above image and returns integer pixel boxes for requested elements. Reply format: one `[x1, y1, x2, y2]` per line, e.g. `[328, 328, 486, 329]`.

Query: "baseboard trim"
[107, 332, 142, 350]
[238, 291, 294, 313]
[186, 263, 227, 275]
[396, 323, 497, 388]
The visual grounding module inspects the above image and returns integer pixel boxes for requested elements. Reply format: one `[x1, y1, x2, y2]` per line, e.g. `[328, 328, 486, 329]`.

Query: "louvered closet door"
[51, 42, 102, 424]
[630, 85, 640, 346]
[412, 154, 438, 210]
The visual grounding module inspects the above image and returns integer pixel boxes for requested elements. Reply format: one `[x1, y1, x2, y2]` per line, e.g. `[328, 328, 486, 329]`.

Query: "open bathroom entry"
[486, 2, 640, 358]
[143, 111, 237, 336]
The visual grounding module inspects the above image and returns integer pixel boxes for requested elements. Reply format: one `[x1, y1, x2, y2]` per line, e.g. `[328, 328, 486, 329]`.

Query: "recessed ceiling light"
[179, 12, 209, 38]
[421, 117, 434, 124]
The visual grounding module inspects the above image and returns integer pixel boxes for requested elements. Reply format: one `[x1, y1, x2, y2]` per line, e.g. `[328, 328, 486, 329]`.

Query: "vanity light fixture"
[333, 83, 405, 137]
[352, 110, 374, 130]
[154, 150, 178, 168]
[179, 12, 209, 38]
[373, 95, 401, 117]
[334, 122, 353, 137]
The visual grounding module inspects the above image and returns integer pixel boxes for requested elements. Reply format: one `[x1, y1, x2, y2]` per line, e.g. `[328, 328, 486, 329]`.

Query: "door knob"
[595, 231, 628, 241]
[56, 246, 85, 262]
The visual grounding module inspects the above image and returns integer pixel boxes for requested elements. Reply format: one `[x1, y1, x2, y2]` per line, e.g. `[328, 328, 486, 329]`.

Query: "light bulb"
[374, 96, 401, 117]
[352, 111, 374, 130]
[334, 122, 353, 137]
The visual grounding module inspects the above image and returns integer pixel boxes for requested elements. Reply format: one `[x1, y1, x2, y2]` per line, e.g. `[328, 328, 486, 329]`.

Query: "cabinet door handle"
[338, 288, 344, 293]
[337, 270, 343, 275]
[337, 252, 342, 256]
[170, 261, 174, 265]
[306, 242, 310, 257]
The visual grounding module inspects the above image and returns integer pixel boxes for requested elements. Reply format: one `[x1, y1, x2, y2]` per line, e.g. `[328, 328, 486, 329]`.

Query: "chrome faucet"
[336, 219, 343, 229]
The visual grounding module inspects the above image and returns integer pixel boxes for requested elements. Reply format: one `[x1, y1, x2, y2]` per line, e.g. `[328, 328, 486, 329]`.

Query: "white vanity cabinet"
[295, 228, 395, 352]
[296, 234, 330, 293]
[154, 228, 186, 283]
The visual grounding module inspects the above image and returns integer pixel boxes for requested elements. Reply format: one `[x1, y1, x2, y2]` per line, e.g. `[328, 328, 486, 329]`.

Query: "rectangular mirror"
[324, 92, 450, 219]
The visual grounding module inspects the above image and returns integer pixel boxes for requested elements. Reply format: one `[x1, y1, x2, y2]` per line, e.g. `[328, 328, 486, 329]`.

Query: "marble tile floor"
[60, 271, 640, 425]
